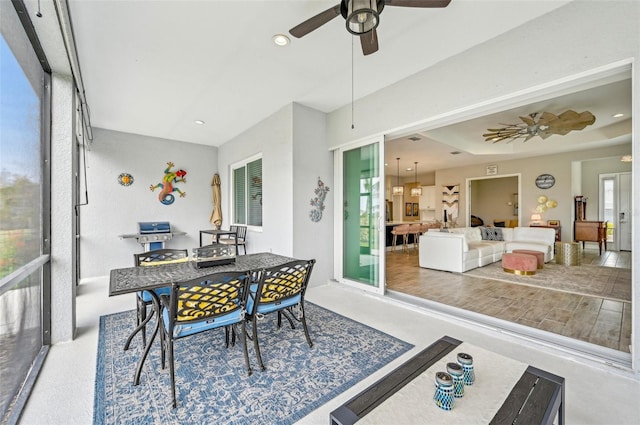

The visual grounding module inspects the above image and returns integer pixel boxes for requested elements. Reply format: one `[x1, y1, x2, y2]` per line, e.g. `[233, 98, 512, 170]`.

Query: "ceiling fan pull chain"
[351, 34, 355, 130]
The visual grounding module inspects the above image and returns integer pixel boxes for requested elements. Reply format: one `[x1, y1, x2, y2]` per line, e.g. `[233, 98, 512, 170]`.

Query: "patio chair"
[159, 270, 252, 408]
[218, 225, 247, 255]
[246, 259, 316, 371]
[133, 249, 188, 347]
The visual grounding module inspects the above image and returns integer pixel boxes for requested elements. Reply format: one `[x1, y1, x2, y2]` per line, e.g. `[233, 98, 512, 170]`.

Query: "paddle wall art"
[150, 161, 187, 205]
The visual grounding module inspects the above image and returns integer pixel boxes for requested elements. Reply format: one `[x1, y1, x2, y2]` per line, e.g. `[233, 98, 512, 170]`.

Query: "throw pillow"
[481, 227, 504, 241]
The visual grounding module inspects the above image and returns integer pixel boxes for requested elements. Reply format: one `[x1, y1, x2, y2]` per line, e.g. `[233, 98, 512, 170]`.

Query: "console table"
[574, 220, 607, 254]
[330, 336, 564, 425]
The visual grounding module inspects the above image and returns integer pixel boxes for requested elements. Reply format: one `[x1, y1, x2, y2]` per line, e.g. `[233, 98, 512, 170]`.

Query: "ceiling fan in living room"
[289, 0, 452, 56]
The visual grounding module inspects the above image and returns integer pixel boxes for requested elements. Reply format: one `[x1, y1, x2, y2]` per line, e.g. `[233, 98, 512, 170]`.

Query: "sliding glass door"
[336, 137, 385, 294]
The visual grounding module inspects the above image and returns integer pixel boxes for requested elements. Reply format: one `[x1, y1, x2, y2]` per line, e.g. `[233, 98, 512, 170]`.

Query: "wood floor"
[385, 247, 632, 353]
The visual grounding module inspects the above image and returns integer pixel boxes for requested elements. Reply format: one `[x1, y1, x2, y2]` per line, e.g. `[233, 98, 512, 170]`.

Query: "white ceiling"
[28, 0, 577, 146]
[24, 0, 630, 175]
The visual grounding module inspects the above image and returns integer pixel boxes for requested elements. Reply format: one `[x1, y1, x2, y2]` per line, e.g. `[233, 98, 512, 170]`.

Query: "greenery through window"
[232, 156, 262, 227]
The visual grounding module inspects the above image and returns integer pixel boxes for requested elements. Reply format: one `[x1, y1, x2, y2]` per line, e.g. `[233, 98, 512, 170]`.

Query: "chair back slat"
[134, 248, 188, 267]
[170, 271, 250, 325]
[253, 259, 315, 309]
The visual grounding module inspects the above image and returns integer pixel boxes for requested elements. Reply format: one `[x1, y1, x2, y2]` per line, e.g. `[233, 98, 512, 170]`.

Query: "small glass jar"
[446, 362, 464, 398]
[457, 352, 475, 385]
[433, 371, 455, 411]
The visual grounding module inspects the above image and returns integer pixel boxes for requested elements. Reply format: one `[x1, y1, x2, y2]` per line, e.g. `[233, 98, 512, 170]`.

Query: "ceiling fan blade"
[289, 4, 342, 38]
[360, 29, 379, 55]
[385, 0, 452, 7]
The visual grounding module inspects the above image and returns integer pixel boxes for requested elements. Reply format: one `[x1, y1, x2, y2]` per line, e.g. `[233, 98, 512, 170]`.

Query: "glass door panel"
[342, 142, 382, 291]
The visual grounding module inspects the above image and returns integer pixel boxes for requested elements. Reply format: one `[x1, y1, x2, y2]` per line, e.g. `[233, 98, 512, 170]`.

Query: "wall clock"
[535, 174, 555, 189]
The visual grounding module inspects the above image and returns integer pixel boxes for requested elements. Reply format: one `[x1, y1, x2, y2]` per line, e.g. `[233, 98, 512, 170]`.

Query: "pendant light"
[410, 161, 422, 197]
[392, 158, 404, 195]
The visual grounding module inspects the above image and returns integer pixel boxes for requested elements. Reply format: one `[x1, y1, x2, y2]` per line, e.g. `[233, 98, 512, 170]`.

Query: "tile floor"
[19, 275, 640, 424]
[386, 247, 632, 352]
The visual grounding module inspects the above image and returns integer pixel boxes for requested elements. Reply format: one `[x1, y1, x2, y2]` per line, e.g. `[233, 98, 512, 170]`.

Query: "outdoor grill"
[119, 221, 186, 251]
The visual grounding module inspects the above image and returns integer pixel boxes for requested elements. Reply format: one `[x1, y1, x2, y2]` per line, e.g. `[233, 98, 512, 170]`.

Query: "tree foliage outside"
[0, 171, 40, 278]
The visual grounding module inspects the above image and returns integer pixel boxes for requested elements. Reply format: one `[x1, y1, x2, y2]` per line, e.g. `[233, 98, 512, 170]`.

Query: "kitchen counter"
[384, 221, 440, 247]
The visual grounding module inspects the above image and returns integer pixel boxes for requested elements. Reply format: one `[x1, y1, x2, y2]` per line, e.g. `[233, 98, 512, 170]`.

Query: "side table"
[555, 242, 581, 266]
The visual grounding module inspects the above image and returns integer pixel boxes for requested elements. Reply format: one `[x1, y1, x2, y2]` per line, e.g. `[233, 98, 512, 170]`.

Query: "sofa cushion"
[450, 227, 482, 242]
[480, 227, 504, 241]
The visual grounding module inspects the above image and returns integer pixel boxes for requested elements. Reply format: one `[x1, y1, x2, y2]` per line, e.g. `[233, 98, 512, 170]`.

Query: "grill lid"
[138, 221, 171, 234]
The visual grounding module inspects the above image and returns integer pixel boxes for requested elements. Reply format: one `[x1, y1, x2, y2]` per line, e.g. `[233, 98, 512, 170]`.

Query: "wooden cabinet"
[419, 185, 436, 210]
[574, 220, 607, 254]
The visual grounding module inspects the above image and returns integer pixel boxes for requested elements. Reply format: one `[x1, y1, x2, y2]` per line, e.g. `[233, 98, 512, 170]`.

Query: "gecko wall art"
[150, 162, 187, 205]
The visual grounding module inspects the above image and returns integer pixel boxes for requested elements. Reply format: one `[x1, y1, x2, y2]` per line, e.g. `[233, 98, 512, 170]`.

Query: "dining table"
[109, 252, 296, 385]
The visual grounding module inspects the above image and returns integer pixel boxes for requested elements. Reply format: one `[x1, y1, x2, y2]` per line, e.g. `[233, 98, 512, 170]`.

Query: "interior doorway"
[467, 174, 521, 228]
[600, 172, 632, 251]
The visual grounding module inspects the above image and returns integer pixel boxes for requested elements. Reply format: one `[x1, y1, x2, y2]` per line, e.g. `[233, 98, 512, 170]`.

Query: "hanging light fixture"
[410, 162, 422, 197]
[392, 157, 404, 195]
[346, 0, 379, 35]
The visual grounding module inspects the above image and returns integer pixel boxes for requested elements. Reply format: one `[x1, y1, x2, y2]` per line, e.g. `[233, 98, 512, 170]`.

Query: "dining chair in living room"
[133, 249, 188, 347]
[159, 270, 252, 408]
[246, 259, 315, 371]
[219, 225, 248, 255]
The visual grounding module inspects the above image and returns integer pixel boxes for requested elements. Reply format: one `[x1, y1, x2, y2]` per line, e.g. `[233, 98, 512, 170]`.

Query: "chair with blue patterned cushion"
[133, 249, 188, 347]
[159, 270, 252, 408]
[246, 259, 316, 371]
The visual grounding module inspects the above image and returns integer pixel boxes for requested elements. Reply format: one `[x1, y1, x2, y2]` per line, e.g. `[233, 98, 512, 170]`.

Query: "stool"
[502, 253, 537, 276]
[512, 249, 545, 269]
[390, 224, 410, 252]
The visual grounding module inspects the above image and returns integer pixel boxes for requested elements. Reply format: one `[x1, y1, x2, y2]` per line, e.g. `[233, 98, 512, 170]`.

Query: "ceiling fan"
[483, 110, 596, 144]
[289, 0, 452, 56]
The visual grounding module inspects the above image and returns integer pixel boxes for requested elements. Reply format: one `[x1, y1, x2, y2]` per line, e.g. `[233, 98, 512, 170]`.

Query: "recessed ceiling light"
[272, 34, 290, 46]
[408, 136, 421, 141]
[406, 167, 412, 171]
[450, 151, 461, 155]
[194, 120, 205, 125]
[612, 113, 625, 118]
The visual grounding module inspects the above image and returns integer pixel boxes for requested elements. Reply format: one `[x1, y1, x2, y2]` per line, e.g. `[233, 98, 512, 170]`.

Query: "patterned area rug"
[464, 262, 631, 302]
[94, 303, 413, 424]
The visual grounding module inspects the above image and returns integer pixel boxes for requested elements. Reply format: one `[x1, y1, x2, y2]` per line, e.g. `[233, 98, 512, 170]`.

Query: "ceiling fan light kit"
[289, 0, 451, 55]
[346, 0, 379, 35]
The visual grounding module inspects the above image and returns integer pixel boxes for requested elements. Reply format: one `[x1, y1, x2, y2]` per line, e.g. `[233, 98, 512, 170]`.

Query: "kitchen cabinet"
[419, 185, 436, 210]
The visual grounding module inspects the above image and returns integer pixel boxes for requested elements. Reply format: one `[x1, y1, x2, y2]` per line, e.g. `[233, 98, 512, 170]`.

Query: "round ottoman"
[512, 249, 545, 269]
[502, 253, 537, 276]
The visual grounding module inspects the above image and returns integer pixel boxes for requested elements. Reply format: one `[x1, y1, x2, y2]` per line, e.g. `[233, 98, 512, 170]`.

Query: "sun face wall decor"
[117, 173, 134, 186]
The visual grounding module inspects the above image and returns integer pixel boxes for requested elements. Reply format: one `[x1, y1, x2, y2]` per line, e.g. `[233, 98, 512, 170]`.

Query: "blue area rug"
[93, 303, 413, 424]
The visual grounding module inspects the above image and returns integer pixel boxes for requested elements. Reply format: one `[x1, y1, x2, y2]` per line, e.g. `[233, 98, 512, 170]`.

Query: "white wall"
[292, 103, 333, 286]
[217, 103, 333, 287]
[80, 128, 217, 278]
[50, 73, 75, 343]
[218, 105, 294, 256]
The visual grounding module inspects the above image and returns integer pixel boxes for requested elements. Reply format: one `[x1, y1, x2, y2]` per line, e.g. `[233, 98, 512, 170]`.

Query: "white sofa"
[418, 226, 556, 273]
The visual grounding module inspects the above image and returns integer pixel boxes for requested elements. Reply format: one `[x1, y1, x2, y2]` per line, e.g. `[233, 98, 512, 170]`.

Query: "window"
[232, 155, 262, 227]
